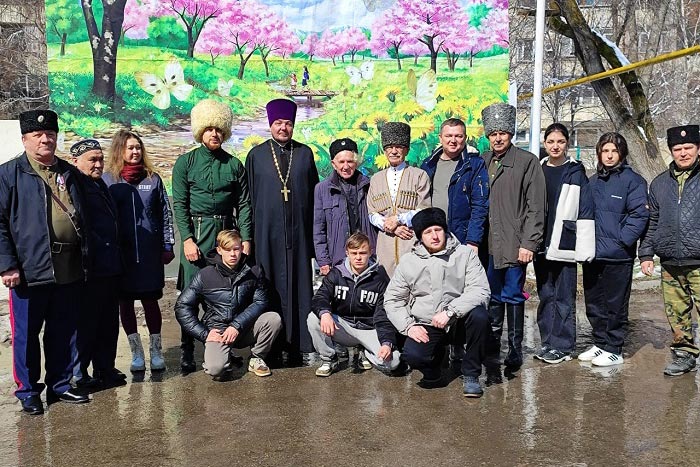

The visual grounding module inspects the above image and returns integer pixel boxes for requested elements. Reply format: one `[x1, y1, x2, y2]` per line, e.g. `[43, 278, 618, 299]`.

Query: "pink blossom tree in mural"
[394, 0, 464, 73]
[156, 0, 221, 58]
[301, 33, 319, 61]
[198, 0, 259, 79]
[122, 0, 152, 41]
[316, 29, 344, 66]
[255, 6, 300, 76]
[338, 27, 369, 63]
[370, 10, 414, 70]
[486, 7, 509, 48]
[403, 40, 428, 65]
[195, 26, 233, 65]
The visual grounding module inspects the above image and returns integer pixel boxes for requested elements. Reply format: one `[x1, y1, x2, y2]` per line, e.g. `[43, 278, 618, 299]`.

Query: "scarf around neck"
[121, 163, 146, 184]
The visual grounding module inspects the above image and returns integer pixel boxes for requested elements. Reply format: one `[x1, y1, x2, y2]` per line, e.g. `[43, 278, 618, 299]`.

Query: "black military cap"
[19, 109, 59, 134]
[667, 125, 700, 148]
[329, 138, 358, 159]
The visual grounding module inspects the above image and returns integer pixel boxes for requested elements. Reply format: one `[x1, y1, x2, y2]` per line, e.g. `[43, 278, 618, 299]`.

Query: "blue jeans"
[487, 256, 526, 304]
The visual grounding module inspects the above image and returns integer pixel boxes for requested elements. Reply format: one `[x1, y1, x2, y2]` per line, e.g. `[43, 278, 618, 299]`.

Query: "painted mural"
[46, 0, 509, 184]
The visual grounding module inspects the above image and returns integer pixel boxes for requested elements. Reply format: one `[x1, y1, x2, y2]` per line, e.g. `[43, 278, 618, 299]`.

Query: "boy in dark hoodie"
[307, 232, 401, 377]
[175, 230, 282, 379]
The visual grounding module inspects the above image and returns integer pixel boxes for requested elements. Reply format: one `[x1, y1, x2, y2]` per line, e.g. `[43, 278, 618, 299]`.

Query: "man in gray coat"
[384, 208, 491, 397]
[481, 103, 545, 371]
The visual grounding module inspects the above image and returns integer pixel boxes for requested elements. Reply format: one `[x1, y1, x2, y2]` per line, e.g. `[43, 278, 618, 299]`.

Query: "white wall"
[0, 120, 24, 164]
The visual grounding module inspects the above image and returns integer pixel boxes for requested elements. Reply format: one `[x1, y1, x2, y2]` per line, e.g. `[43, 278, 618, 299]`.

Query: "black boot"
[487, 301, 505, 364]
[180, 334, 196, 373]
[504, 303, 525, 369]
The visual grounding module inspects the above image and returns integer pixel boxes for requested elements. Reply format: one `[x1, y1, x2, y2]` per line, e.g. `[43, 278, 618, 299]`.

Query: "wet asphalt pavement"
[1, 287, 700, 466]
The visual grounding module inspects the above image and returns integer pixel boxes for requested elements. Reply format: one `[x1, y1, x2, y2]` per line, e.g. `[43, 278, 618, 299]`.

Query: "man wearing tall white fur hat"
[172, 98, 253, 373]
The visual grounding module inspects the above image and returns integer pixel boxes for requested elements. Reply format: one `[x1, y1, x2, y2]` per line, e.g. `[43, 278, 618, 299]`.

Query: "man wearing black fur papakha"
[245, 99, 319, 366]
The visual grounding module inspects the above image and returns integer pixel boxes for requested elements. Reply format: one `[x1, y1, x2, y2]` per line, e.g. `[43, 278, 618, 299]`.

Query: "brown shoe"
[248, 357, 272, 377]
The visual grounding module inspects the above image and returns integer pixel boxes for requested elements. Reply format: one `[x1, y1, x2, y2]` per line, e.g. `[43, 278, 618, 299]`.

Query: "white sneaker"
[315, 359, 338, 377]
[578, 345, 604, 362]
[591, 351, 624, 367]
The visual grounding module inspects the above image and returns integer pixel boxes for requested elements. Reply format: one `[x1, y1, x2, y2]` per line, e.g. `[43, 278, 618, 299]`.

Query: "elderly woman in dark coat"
[103, 130, 175, 373]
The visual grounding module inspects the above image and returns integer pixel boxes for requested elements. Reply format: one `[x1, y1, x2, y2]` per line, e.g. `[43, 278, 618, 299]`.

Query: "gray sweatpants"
[203, 312, 282, 377]
[307, 312, 400, 370]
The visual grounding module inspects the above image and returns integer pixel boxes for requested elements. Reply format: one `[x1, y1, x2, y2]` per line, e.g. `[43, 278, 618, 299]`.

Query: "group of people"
[2, 97, 699, 415]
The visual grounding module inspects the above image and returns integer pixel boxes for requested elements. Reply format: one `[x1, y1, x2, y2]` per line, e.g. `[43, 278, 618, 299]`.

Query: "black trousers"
[75, 276, 120, 378]
[402, 305, 490, 380]
[534, 257, 578, 353]
[582, 261, 633, 355]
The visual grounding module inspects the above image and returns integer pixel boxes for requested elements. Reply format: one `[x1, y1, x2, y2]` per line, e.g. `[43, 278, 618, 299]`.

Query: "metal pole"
[528, 0, 546, 155]
[518, 44, 700, 100]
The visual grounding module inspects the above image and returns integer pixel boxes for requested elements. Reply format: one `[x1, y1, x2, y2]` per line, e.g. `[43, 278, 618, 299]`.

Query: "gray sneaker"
[663, 350, 698, 376]
[463, 376, 483, 398]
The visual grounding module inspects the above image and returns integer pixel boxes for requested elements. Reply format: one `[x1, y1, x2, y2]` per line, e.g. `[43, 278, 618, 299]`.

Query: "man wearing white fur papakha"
[172, 98, 253, 373]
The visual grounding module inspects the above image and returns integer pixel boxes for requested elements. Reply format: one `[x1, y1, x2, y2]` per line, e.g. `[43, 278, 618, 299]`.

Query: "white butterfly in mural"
[217, 78, 234, 97]
[345, 61, 374, 86]
[407, 69, 438, 112]
[56, 131, 66, 152]
[135, 58, 193, 110]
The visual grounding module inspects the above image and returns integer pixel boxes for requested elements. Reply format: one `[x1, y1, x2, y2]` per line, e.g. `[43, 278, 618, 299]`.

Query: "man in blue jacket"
[640, 125, 700, 376]
[0, 110, 90, 414]
[175, 230, 282, 379]
[421, 118, 489, 370]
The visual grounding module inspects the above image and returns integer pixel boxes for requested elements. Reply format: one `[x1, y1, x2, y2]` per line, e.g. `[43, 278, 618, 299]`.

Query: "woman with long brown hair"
[104, 130, 175, 373]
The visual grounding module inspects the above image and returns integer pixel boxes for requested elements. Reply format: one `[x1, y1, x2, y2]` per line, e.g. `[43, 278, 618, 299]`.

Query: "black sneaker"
[417, 376, 447, 389]
[533, 346, 549, 361]
[541, 349, 572, 364]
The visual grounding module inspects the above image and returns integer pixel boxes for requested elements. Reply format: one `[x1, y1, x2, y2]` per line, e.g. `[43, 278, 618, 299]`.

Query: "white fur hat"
[191, 99, 233, 143]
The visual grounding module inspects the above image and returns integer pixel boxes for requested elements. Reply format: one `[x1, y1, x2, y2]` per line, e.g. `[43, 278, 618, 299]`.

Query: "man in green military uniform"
[172, 99, 253, 372]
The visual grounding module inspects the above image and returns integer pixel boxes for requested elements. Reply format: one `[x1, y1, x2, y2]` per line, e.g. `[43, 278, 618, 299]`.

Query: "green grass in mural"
[48, 43, 508, 177]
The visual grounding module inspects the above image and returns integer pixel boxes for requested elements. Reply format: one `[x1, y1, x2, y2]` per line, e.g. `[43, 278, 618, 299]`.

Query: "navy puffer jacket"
[589, 163, 649, 262]
[639, 162, 700, 266]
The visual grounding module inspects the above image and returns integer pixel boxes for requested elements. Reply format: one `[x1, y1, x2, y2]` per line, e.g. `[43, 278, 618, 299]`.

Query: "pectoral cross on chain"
[281, 185, 290, 202]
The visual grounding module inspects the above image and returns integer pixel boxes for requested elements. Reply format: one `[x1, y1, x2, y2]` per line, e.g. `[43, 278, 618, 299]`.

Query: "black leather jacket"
[175, 250, 270, 342]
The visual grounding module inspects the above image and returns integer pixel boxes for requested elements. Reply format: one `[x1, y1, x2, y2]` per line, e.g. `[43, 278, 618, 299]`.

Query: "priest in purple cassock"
[245, 99, 319, 364]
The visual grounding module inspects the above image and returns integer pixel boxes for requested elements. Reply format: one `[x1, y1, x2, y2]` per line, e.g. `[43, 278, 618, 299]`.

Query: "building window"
[577, 86, 598, 106]
[516, 40, 535, 62]
[579, 0, 612, 7]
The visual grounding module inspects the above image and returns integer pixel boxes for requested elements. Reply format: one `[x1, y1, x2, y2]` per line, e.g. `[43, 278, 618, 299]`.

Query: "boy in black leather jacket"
[175, 230, 282, 378]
